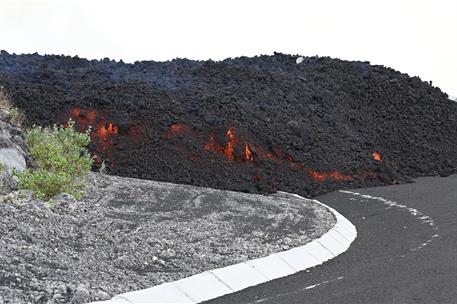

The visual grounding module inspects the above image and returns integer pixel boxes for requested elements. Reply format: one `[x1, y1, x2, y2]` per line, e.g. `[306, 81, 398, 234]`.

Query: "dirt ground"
[0, 172, 335, 303]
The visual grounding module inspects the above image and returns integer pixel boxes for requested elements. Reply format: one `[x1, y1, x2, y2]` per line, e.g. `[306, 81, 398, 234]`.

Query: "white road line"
[339, 190, 439, 251]
[303, 276, 345, 290]
[250, 276, 345, 303]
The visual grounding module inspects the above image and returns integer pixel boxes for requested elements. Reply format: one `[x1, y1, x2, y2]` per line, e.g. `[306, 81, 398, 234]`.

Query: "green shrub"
[14, 120, 93, 200]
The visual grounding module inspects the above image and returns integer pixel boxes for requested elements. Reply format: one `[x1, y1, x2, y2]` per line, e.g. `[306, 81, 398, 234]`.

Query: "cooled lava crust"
[1, 51, 456, 197]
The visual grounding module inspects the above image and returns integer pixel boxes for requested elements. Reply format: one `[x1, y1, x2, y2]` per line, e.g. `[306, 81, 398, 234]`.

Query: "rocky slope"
[1, 51, 456, 197]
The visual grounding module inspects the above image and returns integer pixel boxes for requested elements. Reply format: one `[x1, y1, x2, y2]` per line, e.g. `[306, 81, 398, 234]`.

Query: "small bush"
[14, 120, 93, 200]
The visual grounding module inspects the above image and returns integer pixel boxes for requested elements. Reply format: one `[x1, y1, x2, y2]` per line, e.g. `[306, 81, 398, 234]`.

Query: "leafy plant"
[14, 120, 93, 200]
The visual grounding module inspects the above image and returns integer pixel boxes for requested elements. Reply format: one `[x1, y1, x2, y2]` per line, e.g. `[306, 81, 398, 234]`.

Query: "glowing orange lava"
[372, 151, 383, 161]
[203, 127, 253, 161]
[98, 123, 119, 139]
[224, 127, 237, 160]
[65, 107, 148, 164]
[165, 123, 378, 183]
[204, 133, 225, 154]
[166, 123, 195, 139]
[308, 170, 353, 182]
[245, 143, 254, 162]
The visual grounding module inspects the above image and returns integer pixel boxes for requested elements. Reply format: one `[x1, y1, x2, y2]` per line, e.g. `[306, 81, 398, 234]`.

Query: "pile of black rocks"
[0, 51, 456, 197]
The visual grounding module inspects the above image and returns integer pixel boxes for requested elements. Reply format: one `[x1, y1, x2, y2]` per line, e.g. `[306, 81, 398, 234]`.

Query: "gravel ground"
[0, 172, 335, 304]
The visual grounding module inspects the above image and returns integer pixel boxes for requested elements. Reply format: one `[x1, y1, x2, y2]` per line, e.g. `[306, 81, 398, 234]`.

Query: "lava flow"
[308, 170, 353, 182]
[165, 123, 196, 139]
[372, 151, 383, 161]
[165, 123, 377, 183]
[65, 108, 120, 163]
[98, 123, 119, 139]
[204, 127, 252, 161]
[64, 107, 147, 164]
[245, 143, 254, 162]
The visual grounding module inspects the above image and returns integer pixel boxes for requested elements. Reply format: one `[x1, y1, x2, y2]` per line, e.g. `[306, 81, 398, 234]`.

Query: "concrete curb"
[89, 192, 357, 304]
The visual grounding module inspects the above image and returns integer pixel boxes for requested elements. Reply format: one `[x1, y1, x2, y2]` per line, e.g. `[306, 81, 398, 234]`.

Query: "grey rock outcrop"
[0, 118, 32, 195]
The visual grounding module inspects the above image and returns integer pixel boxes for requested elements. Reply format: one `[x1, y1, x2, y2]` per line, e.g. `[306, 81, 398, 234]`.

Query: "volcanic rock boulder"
[0, 51, 456, 197]
[0, 115, 31, 195]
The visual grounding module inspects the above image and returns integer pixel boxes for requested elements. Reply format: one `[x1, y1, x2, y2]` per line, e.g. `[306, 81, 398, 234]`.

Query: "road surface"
[205, 174, 457, 304]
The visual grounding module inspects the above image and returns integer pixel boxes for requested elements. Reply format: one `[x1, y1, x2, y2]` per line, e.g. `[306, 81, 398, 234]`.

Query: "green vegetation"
[14, 120, 93, 200]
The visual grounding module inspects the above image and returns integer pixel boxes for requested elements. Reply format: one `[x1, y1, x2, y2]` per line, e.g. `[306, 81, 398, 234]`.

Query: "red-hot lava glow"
[67, 108, 119, 148]
[372, 151, 383, 161]
[245, 143, 254, 162]
[64, 107, 147, 164]
[225, 127, 237, 161]
[98, 123, 119, 139]
[166, 124, 372, 183]
[308, 170, 353, 182]
[203, 133, 225, 154]
[165, 123, 196, 139]
[203, 128, 253, 162]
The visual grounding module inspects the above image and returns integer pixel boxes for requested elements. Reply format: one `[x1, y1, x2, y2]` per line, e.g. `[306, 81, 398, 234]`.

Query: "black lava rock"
[0, 51, 456, 197]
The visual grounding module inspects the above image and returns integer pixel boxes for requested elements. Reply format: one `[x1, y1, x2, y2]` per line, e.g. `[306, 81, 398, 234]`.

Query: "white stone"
[338, 218, 357, 236]
[327, 229, 350, 249]
[210, 262, 268, 292]
[247, 254, 296, 280]
[0, 148, 26, 172]
[276, 245, 322, 271]
[333, 223, 355, 242]
[116, 283, 193, 304]
[317, 232, 347, 256]
[173, 271, 232, 303]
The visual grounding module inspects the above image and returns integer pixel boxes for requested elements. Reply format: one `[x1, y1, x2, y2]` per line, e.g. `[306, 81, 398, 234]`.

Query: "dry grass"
[0, 86, 25, 126]
[0, 86, 12, 110]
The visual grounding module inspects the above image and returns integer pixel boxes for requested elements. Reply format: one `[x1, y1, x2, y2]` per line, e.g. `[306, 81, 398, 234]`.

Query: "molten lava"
[64, 107, 147, 165]
[203, 133, 225, 154]
[225, 127, 237, 160]
[373, 151, 383, 161]
[66, 108, 120, 162]
[98, 123, 119, 139]
[203, 127, 253, 162]
[308, 170, 353, 182]
[166, 124, 368, 183]
[166, 123, 196, 139]
[245, 143, 254, 162]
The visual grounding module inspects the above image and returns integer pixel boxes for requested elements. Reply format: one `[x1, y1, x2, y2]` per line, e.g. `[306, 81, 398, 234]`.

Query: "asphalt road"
[205, 174, 457, 304]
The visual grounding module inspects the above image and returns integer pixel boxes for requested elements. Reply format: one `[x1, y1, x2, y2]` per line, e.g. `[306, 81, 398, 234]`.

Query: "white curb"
[88, 192, 357, 304]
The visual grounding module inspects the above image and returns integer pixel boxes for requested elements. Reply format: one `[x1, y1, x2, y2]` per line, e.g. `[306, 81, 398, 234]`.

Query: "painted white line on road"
[89, 193, 357, 304]
[303, 276, 344, 290]
[339, 190, 439, 252]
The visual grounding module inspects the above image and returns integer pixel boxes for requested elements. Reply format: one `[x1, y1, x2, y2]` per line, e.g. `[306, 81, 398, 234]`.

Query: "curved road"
[205, 174, 457, 304]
